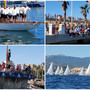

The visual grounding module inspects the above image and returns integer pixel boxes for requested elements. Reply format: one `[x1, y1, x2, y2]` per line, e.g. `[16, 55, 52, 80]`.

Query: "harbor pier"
[46, 34, 90, 44]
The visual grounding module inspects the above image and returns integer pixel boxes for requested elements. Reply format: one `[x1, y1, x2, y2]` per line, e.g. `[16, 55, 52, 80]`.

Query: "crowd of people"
[0, 62, 31, 74]
[46, 20, 90, 37]
[66, 23, 90, 37]
[0, 5, 31, 23]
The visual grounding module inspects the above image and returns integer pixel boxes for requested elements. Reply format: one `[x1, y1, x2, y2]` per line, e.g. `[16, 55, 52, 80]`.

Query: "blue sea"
[0, 4, 44, 45]
[46, 75, 90, 89]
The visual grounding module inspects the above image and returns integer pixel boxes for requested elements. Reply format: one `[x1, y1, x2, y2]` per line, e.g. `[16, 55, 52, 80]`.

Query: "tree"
[80, 4, 90, 29]
[62, 1, 69, 23]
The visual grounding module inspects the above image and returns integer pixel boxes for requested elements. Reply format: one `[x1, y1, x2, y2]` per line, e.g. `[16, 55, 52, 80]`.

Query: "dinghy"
[55, 66, 60, 75]
[47, 62, 53, 75]
[59, 67, 64, 75]
[64, 65, 70, 75]
[85, 64, 90, 76]
[79, 67, 84, 75]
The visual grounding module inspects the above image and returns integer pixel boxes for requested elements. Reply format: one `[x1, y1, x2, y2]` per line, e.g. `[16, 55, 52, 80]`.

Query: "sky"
[46, 46, 90, 58]
[0, 46, 44, 66]
[46, 1, 90, 19]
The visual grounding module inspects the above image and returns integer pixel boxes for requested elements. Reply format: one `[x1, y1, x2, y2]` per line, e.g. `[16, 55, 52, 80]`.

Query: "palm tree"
[62, 1, 69, 23]
[80, 4, 90, 29]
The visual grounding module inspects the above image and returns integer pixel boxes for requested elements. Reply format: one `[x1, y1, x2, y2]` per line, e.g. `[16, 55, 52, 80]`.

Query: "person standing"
[1, 6, 4, 22]
[16, 5, 20, 21]
[19, 5, 23, 21]
[23, 5, 31, 21]
[3, 7, 8, 22]
[55, 20, 59, 34]
[12, 5, 17, 22]
[8, 7, 12, 21]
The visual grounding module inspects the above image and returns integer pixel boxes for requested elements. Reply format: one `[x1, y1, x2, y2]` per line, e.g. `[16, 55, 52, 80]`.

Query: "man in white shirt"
[4, 6, 9, 22]
[1, 6, 4, 22]
[23, 5, 31, 21]
[8, 7, 13, 21]
[16, 5, 20, 21]
[12, 5, 17, 22]
[19, 5, 23, 21]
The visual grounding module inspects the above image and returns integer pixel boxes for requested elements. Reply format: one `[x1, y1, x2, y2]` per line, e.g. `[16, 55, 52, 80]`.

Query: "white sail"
[59, 67, 64, 75]
[55, 66, 60, 75]
[85, 64, 90, 75]
[64, 65, 70, 75]
[79, 67, 84, 75]
[47, 62, 53, 75]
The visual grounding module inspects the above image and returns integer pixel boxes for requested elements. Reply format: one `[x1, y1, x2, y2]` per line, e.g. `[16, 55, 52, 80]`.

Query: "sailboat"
[59, 67, 64, 75]
[47, 62, 53, 75]
[64, 65, 70, 75]
[55, 66, 60, 75]
[85, 64, 90, 76]
[0, 1, 42, 31]
[79, 67, 84, 75]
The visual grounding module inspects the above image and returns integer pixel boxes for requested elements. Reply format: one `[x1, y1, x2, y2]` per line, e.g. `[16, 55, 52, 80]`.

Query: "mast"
[4, 0, 7, 8]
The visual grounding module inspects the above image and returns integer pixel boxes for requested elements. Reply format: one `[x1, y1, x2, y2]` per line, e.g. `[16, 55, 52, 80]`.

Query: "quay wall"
[0, 77, 28, 89]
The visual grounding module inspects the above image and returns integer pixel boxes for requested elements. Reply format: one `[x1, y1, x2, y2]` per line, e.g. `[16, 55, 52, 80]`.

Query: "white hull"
[0, 23, 40, 31]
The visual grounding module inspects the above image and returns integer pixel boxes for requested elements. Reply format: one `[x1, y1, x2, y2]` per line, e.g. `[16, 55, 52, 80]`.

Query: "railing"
[0, 71, 34, 80]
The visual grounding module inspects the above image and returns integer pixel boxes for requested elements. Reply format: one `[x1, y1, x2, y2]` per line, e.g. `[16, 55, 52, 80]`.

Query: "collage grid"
[0, 0, 90, 89]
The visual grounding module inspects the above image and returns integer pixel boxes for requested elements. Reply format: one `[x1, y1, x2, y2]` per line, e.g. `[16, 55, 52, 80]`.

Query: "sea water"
[46, 75, 90, 89]
[0, 5, 44, 45]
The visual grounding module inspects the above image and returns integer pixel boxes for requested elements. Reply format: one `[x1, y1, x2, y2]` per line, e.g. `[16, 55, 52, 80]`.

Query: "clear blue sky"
[46, 1, 71, 17]
[46, 46, 90, 58]
[0, 46, 44, 66]
[46, 1, 90, 19]
[73, 1, 90, 19]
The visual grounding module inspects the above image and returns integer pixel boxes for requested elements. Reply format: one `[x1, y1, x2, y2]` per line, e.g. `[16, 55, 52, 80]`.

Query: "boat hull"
[0, 23, 40, 31]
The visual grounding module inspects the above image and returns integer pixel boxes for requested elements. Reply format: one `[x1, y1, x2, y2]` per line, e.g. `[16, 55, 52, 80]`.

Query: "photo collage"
[0, 0, 90, 89]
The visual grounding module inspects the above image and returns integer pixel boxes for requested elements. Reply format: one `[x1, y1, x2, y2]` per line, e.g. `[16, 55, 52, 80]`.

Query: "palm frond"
[87, 7, 90, 13]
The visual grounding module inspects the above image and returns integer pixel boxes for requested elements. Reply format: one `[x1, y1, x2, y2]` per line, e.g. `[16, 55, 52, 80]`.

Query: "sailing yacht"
[79, 67, 84, 75]
[64, 65, 70, 75]
[59, 67, 64, 75]
[47, 62, 53, 75]
[55, 66, 60, 75]
[0, 1, 42, 31]
[85, 64, 90, 75]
